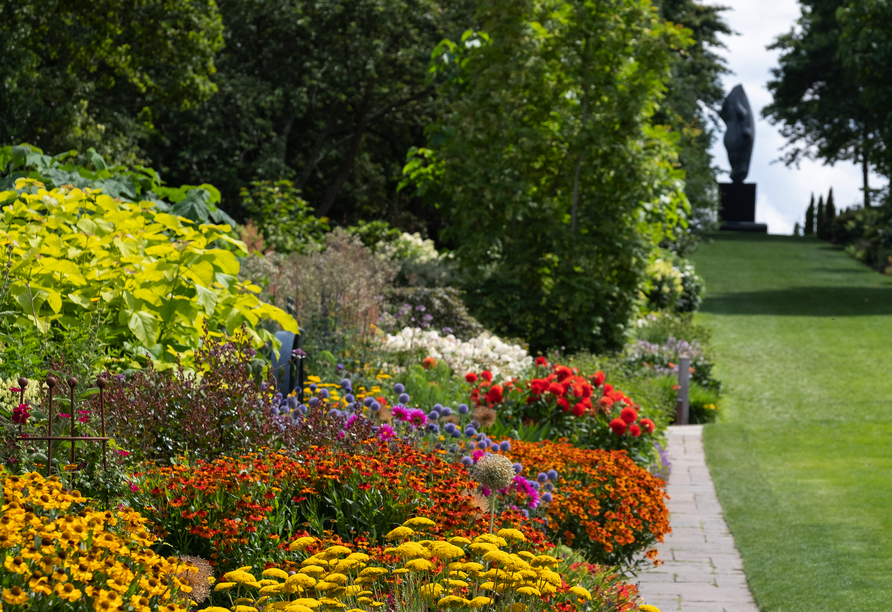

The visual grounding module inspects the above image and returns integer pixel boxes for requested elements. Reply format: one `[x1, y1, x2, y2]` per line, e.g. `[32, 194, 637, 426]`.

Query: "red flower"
[535, 356, 549, 367]
[572, 403, 586, 417]
[640, 418, 655, 434]
[481, 370, 493, 382]
[604, 383, 613, 394]
[629, 424, 641, 437]
[609, 418, 627, 435]
[592, 371, 605, 387]
[422, 357, 438, 370]
[485, 385, 503, 404]
[620, 407, 638, 424]
[599, 396, 614, 408]
[465, 373, 478, 383]
[548, 382, 565, 396]
[530, 379, 549, 395]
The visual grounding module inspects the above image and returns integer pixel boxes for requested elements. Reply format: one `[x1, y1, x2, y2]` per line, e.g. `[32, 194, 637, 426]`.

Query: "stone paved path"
[636, 425, 759, 612]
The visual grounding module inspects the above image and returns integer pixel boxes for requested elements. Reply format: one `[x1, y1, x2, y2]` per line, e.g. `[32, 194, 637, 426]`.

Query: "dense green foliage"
[402, 0, 692, 353]
[239, 180, 331, 254]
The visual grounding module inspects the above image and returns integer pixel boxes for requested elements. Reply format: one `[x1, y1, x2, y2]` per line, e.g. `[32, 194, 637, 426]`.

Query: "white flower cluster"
[381, 327, 533, 379]
[0, 376, 41, 413]
[377, 232, 449, 265]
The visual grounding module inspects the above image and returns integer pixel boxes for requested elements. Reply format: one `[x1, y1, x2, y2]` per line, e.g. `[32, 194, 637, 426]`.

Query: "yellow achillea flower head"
[213, 582, 237, 591]
[469, 596, 493, 608]
[515, 586, 540, 596]
[385, 526, 415, 540]
[430, 542, 465, 560]
[263, 568, 290, 580]
[323, 573, 349, 584]
[531, 554, 559, 568]
[404, 559, 434, 571]
[402, 517, 436, 528]
[496, 528, 526, 543]
[473, 534, 508, 547]
[395, 542, 430, 559]
[448, 536, 472, 545]
[358, 567, 388, 577]
[289, 537, 316, 552]
[289, 598, 322, 609]
[468, 542, 497, 555]
[437, 595, 471, 608]
[419, 583, 444, 598]
[569, 586, 592, 600]
[638, 606, 662, 612]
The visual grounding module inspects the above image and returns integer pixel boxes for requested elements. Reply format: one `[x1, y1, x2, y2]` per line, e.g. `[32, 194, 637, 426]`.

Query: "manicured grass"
[691, 233, 892, 612]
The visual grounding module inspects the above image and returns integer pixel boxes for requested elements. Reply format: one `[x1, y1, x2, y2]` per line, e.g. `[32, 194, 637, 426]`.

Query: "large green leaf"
[127, 310, 160, 346]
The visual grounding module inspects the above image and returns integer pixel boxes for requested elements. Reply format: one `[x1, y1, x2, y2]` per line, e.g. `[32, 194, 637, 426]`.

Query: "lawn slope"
[692, 233, 892, 612]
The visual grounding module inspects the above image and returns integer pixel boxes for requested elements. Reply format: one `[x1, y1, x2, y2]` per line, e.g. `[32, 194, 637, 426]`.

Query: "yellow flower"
[515, 551, 536, 561]
[404, 559, 434, 571]
[260, 584, 285, 595]
[203, 608, 231, 612]
[4, 556, 29, 576]
[2, 587, 28, 605]
[446, 579, 469, 588]
[320, 545, 352, 558]
[496, 528, 526, 543]
[468, 596, 493, 608]
[468, 543, 497, 555]
[482, 550, 513, 565]
[358, 567, 388, 577]
[385, 526, 415, 540]
[214, 582, 237, 591]
[430, 542, 465, 560]
[391, 569, 409, 575]
[224, 570, 258, 584]
[508, 604, 525, 612]
[131, 595, 153, 612]
[395, 542, 430, 559]
[448, 536, 471, 545]
[285, 606, 315, 612]
[531, 554, 559, 568]
[289, 598, 322, 609]
[234, 607, 258, 612]
[285, 574, 317, 589]
[437, 595, 470, 608]
[638, 606, 663, 612]
[515, 586, 540, 596]
[323, 573, 349, 584]
[473, 534, 507, 547]
[299, 566, 325, 575]
[402, 517, 436, 528]
[263, 568, 290, 580]
[569, 586, 592, 600]
[289, 537, 316, 552]
[419, 583, 444, 598]
[54, 582, 82, 602]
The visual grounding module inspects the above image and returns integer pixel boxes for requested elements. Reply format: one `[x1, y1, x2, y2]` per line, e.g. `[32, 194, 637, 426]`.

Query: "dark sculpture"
[720, 84, 755, 183]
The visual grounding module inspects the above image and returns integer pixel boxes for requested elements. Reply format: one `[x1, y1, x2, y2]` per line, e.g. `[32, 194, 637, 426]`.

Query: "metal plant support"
[15, 374, 110, 479]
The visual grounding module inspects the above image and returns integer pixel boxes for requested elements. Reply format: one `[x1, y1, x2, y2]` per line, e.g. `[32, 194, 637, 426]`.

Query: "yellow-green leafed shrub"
[0, 179, 297, 366]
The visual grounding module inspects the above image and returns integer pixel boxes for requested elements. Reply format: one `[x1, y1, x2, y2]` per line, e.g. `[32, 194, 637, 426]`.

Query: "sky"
[705, 0, 886, 235]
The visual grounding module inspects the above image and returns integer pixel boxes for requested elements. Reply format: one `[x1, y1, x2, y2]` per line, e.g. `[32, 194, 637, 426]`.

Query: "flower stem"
[489, 494, 496, 534]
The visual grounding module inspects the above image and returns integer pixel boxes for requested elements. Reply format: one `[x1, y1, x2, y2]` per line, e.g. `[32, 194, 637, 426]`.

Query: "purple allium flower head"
[531, 481, 541, 490]
[309, 397, 320, 407]
[451, 429, 460, 438]
[464, 425, 477, 437]
[426, 423, 440, 434]
[340, 378, 351, 387]
[537, 472, 548, 483]
[461, 456, 474, 467]
[458, 404, 469, 415]
[433, 403, 444, 412]
[394, 383, 405, 394]
[541, 492, 553, 503]
[297, 404, 308, 415]
[415, 304, 426, 312]
[328, 409, 340, 418]
[490, 443, 500, 452]
[398, 393, 410, 404]
[427, 411, 439, 421]
[477, 441, 487, 450]
[500, 441, 511, 451]
[291, 348, 306, 358]
[544, 482, 554, 492]
[309, 383, 317, 391]
[547, 469, 559, 481]
[440, 406, 452, 417]
[521, 508, 529, 518]
[364, 397, 375, 407]
[513, 462, 523, 474]
[272, 406, 280, 416]
[344, 394, 355, 403]
[320, 388, 330, 399]
[370, 401, 381, 412]
[287, 396, 298, 409]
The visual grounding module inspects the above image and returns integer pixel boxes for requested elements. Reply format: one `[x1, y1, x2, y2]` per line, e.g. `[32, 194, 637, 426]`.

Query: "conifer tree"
[794, 221, 801, 236]
[805, 193, 815, 235]
[822, 187, 836, 240]
[816, 194, 826, 236]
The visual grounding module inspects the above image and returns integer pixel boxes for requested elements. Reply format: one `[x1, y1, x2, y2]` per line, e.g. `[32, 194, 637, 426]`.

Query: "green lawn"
[691, 233, 892, 612]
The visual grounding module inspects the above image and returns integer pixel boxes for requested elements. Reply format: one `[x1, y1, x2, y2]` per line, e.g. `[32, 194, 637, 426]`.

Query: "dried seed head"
[471, 454, 515, 492]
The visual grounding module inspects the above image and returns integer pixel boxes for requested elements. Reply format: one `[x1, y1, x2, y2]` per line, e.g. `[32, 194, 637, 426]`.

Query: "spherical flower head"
[450, 429, 460, 438]
[464, 425, 477, 437]
[287, 395, 299, 409]
[399, 393, 411, 404]
[370, 401, 381, 412]
[513, 462, 523, 474]
[309, 383, 317, 391]
[544, 482, 554, 492]
[609, 418, 627, 435]
[546, 469, 558, 481]
[309, 397, 320, 407]
[364, 397, 375, 407]
[629, 424, 642, 437]
[521, 508, 530, 518]
[394, 383, 406, 394]
[531, 481, 540, 490]
[471, 454, 516, 491]
[477, 441, 487, 450]
[272, 406, 281, 416]
[297, 404, 308, 415]
[489, 443, 500, 452]
[328, 409, 341, 418]
[461, 456, 474, 467]
[440, 406, 452, 417]
[640, 418, 656, 434]
[427, 411, 440, 421]
[340, 378, 351, 388]
[499, 441, 511, 452]
[344, 394, 355, 403]
[536, 472, 548, 484]
[620, 406, 638, 424]
[458, 404, 469, 415]
[444, 422, 456, 433]
[320, 388, 330, 399]
[541, 492, 553, 503]
[427, 423, 440, 434]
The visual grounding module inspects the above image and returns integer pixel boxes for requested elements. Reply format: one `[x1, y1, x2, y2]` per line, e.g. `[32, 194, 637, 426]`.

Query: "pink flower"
[58, 413, 71, 419]
[407, 409, 427, 428]
[77, 416, 90, 423]
[391, 406, 410, 421]
[116, 450, 131, 457]
[10, 387, 20, 393]
[377, 424, 396, 441]
[12, 403, 30, 425]
[129, 483, 139, 492]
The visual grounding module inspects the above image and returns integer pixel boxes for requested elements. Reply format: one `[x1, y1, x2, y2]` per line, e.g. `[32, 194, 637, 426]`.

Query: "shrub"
[623, 336, 720, 393]
[0, 179, 297, 367]
[501, 440, 671, 568]
[104, 328, 279, 464]
[382, 286, 485, 340]
[688, 381, 721, 424]
[239, 180, 330, 254]
[644, 252, 704, 314]
[0, 470, 197, 612]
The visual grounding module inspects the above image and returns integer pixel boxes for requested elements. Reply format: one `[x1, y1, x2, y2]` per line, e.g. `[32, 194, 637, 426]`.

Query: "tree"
[402, 0, 692, 353]
[762, 0, 879, 207]
[652, 0, 733, 239]
[805, 194, 815, 235]
[143, 0, 475, 223]
[821, 187, 836, 239]
[0, 0, 223, 165]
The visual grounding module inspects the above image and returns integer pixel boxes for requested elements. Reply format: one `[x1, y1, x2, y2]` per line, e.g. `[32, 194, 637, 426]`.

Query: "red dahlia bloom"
[481, 370, 493, 382]
[620, 407, 638, 424]
[558, 398, 570, 412]
[548, 382, 564, 396]
[572, 403, 586, 417]
[609, 418, 627, 435]
[485, 385, 503, 404]
[604, 383, 614, 394]
[465, 373, 478, 383]
[593, 371, 606, 387]
[640, 418, 655, 434]
[535, 356, 549, 367]
[629, 424, 641, 437]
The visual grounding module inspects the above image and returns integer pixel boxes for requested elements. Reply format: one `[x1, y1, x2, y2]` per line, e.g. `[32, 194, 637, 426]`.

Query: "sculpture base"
[719, 182, 756, 223]
[719, 222, 768, 233]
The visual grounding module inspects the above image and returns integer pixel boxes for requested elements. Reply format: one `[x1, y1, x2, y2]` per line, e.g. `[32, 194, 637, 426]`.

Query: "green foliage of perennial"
[0, 178, 297, 368]
[240, 180, 330, 254]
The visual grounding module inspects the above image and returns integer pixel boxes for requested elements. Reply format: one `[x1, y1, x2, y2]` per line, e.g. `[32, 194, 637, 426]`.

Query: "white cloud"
[705, 0, 886, 235]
